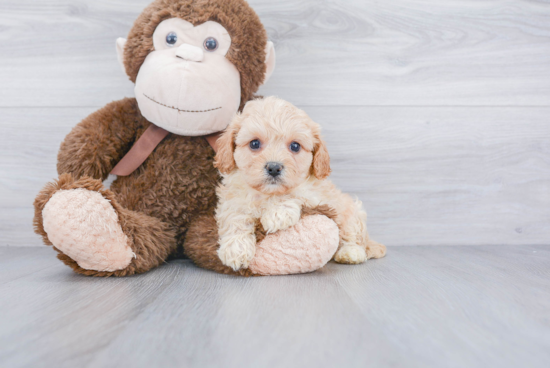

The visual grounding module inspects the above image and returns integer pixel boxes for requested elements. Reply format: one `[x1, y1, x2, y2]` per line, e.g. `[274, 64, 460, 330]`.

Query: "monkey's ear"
[116, 38, 127, 72]
[263, 41, 276, 85]
[214, 120, 240, 174]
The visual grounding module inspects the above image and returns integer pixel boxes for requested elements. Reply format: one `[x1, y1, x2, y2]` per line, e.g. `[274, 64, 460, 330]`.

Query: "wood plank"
[334, 245, 550, 368]
[2, 106, 549, 247]
[0, 107, 96, 247]
[0, 0, 549, 107]
[312, 106, 550, 246]
[0, 246, 60, 285]
[89, 263, 390, 368]
[0, 248, 183, 367]
[0, 246, 549, 367]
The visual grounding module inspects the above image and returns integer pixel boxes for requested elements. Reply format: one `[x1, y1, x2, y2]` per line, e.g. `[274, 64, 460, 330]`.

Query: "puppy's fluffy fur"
[214, 97, 386, 271]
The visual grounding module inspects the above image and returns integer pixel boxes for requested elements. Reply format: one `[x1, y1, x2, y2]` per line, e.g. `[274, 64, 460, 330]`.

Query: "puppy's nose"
[265, 162, 283, 177]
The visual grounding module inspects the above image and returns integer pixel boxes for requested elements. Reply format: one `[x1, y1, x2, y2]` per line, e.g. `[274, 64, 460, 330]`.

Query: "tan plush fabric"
[43, 189, 134, 272]
[249, 215, 339, 276]
[132, 18, 242, 136]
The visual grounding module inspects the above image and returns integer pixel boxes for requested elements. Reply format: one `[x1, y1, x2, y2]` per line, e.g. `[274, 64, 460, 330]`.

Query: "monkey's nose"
[176, 44, 204, 62]
[265, 162, 283, 178]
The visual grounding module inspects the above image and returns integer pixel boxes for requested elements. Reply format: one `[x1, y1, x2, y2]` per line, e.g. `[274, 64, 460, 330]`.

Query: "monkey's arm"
[57, 98, 141, 180]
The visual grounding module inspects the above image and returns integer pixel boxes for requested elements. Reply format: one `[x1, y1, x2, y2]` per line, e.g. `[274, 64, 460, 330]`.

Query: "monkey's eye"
[166, 32, 178, 47]
[203, 37, 218, 51]
[249, 139, 261, 150]
[290, 142, 301, 152]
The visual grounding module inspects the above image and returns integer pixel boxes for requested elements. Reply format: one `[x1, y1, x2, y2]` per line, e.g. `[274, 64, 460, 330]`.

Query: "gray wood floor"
[0, 246, 549, 368]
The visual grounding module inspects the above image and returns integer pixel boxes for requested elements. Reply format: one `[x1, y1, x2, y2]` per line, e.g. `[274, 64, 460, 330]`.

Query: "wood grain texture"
[2, 106, 549, 247]
[0, 0, 549, 107]
[0, 246, 549, 368]
[0, 0, 549, 247]
[0, 107, 95, 247]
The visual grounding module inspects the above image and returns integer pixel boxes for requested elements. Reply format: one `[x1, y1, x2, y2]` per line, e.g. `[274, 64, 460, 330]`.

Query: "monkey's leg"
[184, 206, 340, 276]
[33, 173, 176, 277]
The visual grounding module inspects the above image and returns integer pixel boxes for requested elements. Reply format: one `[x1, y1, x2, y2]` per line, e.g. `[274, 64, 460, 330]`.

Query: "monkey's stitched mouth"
[144, 94, 222, 113]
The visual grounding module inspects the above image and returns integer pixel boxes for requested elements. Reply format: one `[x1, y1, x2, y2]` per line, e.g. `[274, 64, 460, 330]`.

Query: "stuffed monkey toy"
[33, 0, 341, 276]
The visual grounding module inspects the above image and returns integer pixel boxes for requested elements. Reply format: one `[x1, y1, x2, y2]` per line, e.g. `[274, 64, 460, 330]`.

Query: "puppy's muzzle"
[265, 162, 283, 178]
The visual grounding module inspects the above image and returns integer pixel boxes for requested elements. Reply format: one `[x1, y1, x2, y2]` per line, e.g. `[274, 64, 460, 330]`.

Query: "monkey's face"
[133, 18, 241, 136]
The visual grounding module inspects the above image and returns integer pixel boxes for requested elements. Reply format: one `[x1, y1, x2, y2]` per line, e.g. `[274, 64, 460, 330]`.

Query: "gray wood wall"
[1, 0, 549, 247]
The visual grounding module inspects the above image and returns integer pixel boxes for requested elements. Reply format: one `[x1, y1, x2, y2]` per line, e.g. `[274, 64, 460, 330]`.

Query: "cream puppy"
[214, 97, 386, 271]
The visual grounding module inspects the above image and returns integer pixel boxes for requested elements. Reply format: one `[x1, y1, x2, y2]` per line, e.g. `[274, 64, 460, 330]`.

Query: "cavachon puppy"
[214, 96, 386, 271]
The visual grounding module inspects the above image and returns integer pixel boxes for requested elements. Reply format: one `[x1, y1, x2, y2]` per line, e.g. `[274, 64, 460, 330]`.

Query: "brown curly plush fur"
[33, 0, 271, 277]
[34, 98, 219, 276]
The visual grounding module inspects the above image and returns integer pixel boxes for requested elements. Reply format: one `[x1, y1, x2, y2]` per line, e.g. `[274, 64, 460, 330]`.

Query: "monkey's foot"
[334, 245, 367, 264]
[249, 215, 339, 275]
[42, 188, 134, 272]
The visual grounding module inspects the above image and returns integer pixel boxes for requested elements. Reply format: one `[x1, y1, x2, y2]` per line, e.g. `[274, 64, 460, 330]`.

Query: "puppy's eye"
[249, 139, 261, 150]
[166, 32, 178, 46]
[290, 142, 301, 152]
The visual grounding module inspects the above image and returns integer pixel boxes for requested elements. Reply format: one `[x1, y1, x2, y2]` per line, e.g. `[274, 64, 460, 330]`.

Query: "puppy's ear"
[214, 120, 240, 174]
[312, 135, 331, 179]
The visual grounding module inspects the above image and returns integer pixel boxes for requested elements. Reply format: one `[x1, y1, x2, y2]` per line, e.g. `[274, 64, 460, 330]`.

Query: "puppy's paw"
[217, 235, 256, 271]
[261, 203, 301, 234]
[334, 245, 367, 264]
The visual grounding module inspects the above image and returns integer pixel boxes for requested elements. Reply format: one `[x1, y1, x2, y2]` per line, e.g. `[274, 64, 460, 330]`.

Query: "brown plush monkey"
[33, 0, 340, 276]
